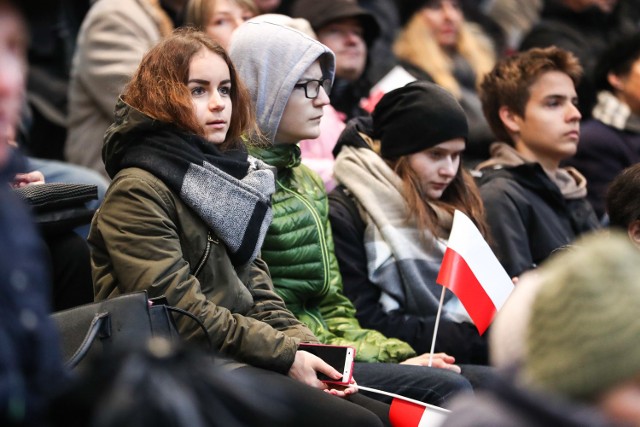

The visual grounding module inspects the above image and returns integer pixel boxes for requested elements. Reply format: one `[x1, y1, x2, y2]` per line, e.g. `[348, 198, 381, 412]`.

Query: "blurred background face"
[597, 375, 640, 425]
[566, 0, 618, 13]
[206, 0, 255, 49]
[418, 0, 463, 51]
[0, 4, 26, 166]
[316, 18, 367, 82]
[613, 58, 640, 116]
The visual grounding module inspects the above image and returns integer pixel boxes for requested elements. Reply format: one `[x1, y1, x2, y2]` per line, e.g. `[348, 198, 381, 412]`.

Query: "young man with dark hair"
[475, 46, 600, 278]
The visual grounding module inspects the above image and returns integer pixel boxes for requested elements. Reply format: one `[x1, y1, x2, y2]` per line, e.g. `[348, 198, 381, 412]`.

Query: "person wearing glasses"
[229, 17, 475, 407]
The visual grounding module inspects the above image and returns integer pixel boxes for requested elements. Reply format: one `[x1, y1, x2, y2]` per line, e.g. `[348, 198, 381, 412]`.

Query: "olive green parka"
[90, 105, 318, 374]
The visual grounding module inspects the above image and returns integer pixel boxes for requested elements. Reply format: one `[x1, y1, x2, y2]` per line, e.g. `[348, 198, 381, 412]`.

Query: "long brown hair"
[389, 156, 489, 239]
[122, 28, 257, 150]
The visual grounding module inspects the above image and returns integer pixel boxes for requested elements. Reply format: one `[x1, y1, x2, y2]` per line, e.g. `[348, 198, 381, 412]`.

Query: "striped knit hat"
[523, 231, 640, 401]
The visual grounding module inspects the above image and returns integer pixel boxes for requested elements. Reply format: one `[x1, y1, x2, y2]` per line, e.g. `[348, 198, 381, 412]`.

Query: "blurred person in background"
[0, 0, 67, 424]
[564, 31, 640, 221]
[392, 0, 497, 166]
[186, 0, 258, 49]
[65, 0, 189, 178]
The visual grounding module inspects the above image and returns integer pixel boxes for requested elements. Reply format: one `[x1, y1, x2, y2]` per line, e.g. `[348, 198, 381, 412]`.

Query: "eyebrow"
[543, 94, 578, 102]
[187, 79, 232, 85]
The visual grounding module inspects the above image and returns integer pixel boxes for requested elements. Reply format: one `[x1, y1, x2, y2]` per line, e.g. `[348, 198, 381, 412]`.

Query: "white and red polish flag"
[358, 386, 449, 427]
[389, 398, 449, 427]
[436, 210, 514, 335]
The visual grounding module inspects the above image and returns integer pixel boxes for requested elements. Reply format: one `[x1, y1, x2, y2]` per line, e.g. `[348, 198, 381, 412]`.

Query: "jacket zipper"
[193, 232, 217, 277]
[277, 181, 331, 297]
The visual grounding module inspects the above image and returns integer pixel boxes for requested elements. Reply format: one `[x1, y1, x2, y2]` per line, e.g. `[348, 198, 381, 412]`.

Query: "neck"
[514, 140, 560, 174]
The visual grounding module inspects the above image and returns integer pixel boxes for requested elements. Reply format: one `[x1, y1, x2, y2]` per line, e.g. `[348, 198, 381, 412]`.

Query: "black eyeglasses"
[293, 78, 332, 99]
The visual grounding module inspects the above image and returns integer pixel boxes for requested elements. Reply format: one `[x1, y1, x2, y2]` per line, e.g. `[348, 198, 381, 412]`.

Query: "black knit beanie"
[395, 0, 431, 27]
[372, 81, 468, 159]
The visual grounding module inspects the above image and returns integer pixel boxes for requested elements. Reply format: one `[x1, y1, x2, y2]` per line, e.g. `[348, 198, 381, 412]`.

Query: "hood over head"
[229, 18, 335, 144]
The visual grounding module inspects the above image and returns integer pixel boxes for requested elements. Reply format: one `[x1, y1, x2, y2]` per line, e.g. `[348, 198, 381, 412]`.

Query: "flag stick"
[358, 386, 450, 413]
[428, 286, 447, 367]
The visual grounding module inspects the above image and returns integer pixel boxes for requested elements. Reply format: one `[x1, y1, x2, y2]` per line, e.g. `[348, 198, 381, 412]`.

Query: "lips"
[431, 182, 450, 190]
[566, 130, 580, 140]
[207, 120, 227, 129]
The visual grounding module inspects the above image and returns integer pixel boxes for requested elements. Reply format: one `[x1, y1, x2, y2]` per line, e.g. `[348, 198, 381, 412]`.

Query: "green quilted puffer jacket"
[251, 144, 416, 363]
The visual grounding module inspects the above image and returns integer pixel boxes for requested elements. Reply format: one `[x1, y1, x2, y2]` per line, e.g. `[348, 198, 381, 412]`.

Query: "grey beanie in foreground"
[372, 81, 468, 159]
[524, 231, 640, 401]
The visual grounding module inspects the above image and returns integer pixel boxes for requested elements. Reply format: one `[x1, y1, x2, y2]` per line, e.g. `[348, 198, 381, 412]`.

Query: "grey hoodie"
[229, 19, 335, 144]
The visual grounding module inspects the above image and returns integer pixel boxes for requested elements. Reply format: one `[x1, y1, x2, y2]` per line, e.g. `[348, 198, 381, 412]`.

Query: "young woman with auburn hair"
[329, 81, 491, 365]
[120, 30, 255, 150]
[88, 28, 390, 426]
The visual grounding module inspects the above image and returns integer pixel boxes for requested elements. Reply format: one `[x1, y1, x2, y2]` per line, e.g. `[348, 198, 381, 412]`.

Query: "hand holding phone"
[298, 343, 356, 386]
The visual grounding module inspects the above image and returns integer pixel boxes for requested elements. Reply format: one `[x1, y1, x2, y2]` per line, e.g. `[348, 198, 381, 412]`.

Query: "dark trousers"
[235, 365, 390, 426]
[355, 362, 474, 406]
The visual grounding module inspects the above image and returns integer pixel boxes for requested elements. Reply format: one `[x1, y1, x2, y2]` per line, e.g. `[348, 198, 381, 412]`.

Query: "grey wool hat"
[372, 81, 468, 159]
[523, 231, 640, 402]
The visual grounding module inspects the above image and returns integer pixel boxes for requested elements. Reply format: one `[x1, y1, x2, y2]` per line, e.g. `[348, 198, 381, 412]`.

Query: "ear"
[498, 106, 521, 134]
[607, 72, 623, 92]
[628, 220, 640, 249]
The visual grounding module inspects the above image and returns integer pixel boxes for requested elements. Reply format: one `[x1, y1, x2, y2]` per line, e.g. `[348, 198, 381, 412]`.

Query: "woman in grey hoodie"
[229, 16, 477, 408]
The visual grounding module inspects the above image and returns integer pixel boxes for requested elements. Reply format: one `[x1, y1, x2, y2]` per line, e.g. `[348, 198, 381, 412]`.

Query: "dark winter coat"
[564, 119, 640, 219]
[477, 162, 600, 277]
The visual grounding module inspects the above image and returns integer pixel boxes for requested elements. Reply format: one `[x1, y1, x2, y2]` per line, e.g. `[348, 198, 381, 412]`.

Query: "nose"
[439, 156, 457, 177]
[567, 102, 581, 122]
[232, 16, 244, 30]
[208, 91, 225, 111]
[0, 49, 26, 125]
[344, 30, 361, 45]
[441, 1, 459, 20]
[314, 85, 331, 107]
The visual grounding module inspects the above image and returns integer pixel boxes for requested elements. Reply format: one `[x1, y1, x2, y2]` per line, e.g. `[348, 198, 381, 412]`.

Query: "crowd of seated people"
[4, 0, 640, 425]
